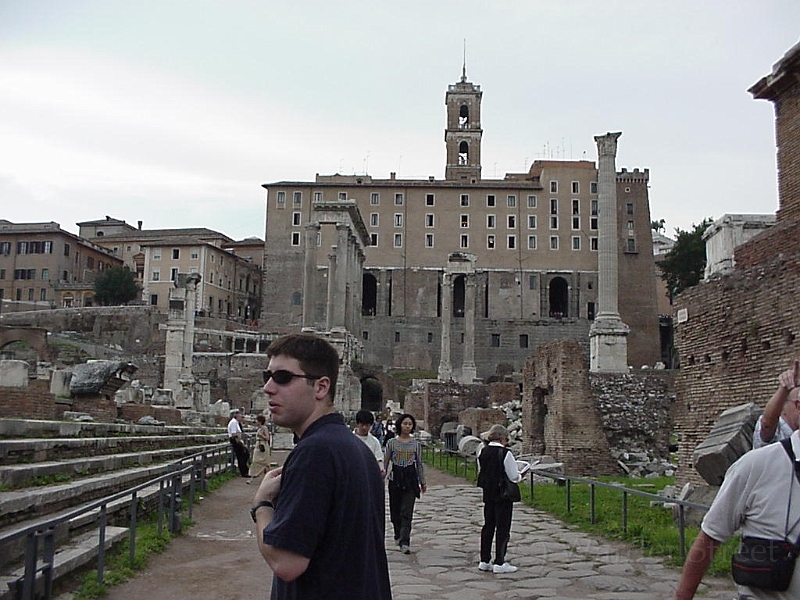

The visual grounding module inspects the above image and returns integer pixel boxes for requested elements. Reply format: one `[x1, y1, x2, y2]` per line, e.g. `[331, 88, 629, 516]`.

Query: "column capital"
[594, 131, 622, 157]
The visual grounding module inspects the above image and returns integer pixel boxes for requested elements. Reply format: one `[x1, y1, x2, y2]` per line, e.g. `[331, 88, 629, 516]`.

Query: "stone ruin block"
[692, 402, 761, 485]
[0, 360, 29, 388]
[50, 369, 71, 397]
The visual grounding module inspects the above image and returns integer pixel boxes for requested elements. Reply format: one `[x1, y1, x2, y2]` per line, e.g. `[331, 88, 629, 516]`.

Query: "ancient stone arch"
[0, 327, 55, 362]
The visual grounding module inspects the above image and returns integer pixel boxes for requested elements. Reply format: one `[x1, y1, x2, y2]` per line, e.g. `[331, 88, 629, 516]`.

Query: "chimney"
[138, 221, 143, 230]
[390, 172, 396, 180]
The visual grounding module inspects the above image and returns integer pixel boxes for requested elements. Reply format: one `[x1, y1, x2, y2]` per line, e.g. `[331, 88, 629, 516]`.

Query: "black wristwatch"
[250, 500, 275, 522]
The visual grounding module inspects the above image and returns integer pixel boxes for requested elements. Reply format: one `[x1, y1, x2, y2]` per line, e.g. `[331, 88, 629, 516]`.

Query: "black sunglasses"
[263, 369, 322, 385]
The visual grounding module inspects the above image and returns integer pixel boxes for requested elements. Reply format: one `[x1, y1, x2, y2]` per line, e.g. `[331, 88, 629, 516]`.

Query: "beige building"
[0, 220, 123, 311]
[260, 72, 661, 378]
[78, 218, 263, 323]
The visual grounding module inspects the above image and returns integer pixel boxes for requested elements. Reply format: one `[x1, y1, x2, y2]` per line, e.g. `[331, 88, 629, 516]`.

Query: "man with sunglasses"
[251, 333, 391, 600]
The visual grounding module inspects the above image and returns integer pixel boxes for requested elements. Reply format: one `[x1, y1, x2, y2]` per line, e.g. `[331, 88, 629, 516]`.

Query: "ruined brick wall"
[735, 218, 800, 269]
[673, 252, 800, 486]
[488, 382, 520, 405]
[118, 403, 183, 425]
[522, 340, 617, 476]
[773, 73, 800, 223]
[0, 380, 57, 420]
[68, 396, 118, 422]
[0, 307, 164, 354]
[459, 407, 505, 438]
[406, 380, 489, 436]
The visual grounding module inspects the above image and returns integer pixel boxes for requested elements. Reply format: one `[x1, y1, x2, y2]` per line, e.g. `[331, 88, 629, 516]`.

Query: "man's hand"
[254, 466, 282, 504]
[778, 359, 800, 391]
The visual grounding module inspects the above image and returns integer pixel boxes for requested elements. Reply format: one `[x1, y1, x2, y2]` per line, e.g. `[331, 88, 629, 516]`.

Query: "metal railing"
[1, 443, 232, 600]
[421, 444, 710, 558]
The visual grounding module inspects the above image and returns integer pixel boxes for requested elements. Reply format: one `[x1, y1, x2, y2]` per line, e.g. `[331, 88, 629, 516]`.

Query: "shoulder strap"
[780, 438, 800, 549]
[780, 438, 800, 486]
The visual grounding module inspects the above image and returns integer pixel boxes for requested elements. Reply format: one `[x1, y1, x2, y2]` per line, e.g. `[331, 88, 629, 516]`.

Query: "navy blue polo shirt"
[263, 413, 391, 600]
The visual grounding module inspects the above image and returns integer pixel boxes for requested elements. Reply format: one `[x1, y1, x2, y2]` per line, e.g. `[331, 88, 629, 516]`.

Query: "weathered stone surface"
[69, 361, 137, 396]
[692, 402, 760, 485]
[0, 360, 29, 388]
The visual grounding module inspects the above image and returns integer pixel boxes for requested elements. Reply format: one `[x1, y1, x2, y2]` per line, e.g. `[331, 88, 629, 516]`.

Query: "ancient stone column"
[333, 223, 349, 329]
[302, 222, 320, 328]
[438, 272, 453, 381]
[461, 273, 477, 382]
[325, 251, 337, 331]
[590, 132, 630, 373]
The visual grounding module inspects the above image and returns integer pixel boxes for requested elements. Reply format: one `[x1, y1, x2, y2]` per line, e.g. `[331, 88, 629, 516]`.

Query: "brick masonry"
[522, 340, 618, 476]
[672, 251, 800, 486]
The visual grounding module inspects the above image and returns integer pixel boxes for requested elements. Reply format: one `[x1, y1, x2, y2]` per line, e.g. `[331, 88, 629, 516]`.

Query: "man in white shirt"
[354, 410, 385, 477]
[228, 410, 250, 477]
[673, 392, 800, 599]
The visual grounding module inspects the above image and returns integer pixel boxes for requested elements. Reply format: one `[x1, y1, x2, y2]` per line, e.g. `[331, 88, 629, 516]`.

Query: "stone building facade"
[672, 40, 800, 486]
[260, 72, 660, 379]
[0, 220, 123, 311]
[78, 217, 263, 323]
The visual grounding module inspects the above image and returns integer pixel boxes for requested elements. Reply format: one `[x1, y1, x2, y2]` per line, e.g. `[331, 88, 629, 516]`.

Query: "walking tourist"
[247, 413, 271, 482]
[251, 333, 391, 600]
[476, 424, 528, 574]
[354, 409, 385, 477]
[385, 413, 426, 554]
[227, 410, 250, 478]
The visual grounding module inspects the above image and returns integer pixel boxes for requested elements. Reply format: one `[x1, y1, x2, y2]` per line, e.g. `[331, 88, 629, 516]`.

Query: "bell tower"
[444, 61, 483, 181]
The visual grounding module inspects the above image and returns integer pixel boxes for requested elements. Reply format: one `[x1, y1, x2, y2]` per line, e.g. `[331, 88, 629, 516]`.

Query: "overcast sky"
[1, 1, 798, 241]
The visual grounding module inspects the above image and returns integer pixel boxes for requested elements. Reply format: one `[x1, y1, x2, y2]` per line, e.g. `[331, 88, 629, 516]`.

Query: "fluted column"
[326, 251, 337, 331]
[590, 132, 629, 373]
[438, 272, 453, 381]
[332, 223, 349, 329]
[461, 273, 477, 382]
[302, 222, 320, 328]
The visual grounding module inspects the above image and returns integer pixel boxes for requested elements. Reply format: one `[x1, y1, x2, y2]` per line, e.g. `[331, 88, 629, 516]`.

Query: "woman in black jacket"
[476, 424, 527, 574]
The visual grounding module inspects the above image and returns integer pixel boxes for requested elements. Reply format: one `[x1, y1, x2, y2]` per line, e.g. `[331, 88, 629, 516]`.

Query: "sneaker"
[478, 561, 493, 572]
[492, 562, 518, 574]
[400, 544, 410, 554]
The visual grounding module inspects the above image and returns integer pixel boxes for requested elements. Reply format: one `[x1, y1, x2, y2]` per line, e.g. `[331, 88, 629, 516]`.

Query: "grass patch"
[423, 448, 738, 577]
[71, 468, 237, 598]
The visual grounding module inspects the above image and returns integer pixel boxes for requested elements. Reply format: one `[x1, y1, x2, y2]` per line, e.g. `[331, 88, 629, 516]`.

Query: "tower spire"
[461, 39, 467, 82]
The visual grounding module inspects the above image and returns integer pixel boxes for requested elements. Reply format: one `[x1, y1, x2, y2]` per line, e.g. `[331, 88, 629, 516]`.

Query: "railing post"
[566, 479, 572, 513]
[21, 531, 38, 600]
[129, 492, 138, 567]
[590, 484, 596, 524]
[679, 504, 687, 558]
[97, 504, 107, 584]
[157, 480, 165, 535]
[42, 527, 55, 599]
[622, 491, 628, 533]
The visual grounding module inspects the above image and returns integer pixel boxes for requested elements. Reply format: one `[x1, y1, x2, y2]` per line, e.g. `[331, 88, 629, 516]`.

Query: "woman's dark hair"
[256, 414, 267, 425]
[395, 413, 416, 433]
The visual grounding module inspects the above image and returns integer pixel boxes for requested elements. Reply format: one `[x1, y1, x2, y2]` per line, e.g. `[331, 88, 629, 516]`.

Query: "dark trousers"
[480, 499, 513, 564]
[388, 481, 417, 545]
[230, 439, 249, 477]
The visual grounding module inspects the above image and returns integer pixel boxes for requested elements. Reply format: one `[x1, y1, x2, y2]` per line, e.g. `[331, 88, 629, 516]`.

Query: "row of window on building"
[0, 268, 70, 281]
[274, 183, 601, 208]
[1, 240, 75, 256]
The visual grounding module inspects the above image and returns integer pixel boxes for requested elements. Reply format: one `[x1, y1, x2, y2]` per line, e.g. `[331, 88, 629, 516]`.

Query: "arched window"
[459, 104, 469, 127]
[548, 277, 569, 318]
[458, 141, 469, 165]
[291, 291, 302, 306]
[362, 273, 377, 316]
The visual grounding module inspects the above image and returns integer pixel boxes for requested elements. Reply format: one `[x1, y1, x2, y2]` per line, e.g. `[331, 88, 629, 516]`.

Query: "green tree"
[94, 266, 140, 306]
[658, 218, 712, 297]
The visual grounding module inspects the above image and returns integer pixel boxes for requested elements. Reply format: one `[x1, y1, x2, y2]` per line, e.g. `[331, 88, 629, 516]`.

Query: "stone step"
[0, 457, 227, 571]
[0, 448, 230, 529]
[0, 433, 229, 465]
[0, 526, 129, 600]
[0, 418, 224, 440]
[0, 443, 226, 488]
